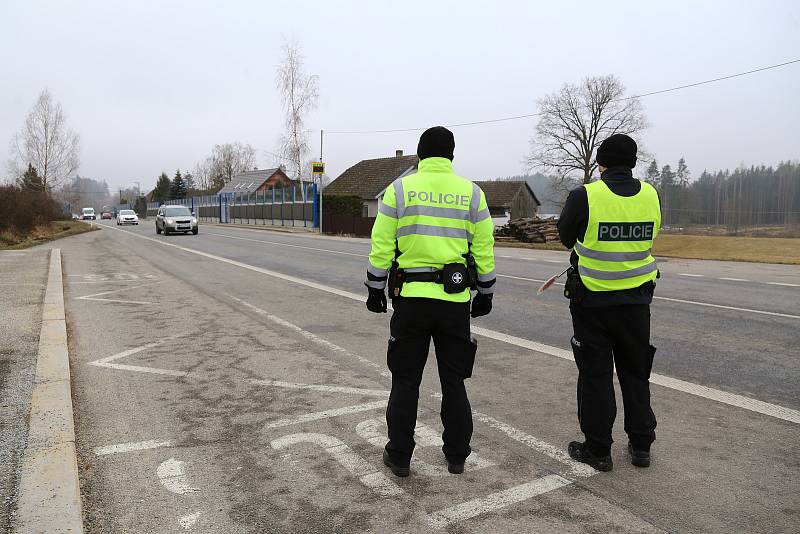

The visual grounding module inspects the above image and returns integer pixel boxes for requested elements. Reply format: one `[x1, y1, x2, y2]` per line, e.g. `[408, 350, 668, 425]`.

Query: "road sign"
[311, 161, 325, 175]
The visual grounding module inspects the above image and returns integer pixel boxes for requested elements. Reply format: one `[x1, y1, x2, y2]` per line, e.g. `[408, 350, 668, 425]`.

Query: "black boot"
[568, 441, 613, 472]
[383, 449, 410, 477]
[446, 457, 465, 475]
[628, 442, 651, 468]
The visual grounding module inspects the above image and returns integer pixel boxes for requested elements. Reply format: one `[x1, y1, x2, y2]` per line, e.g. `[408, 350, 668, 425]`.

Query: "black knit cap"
[417, 126, 455, 161]
[596, 134, 638, 169]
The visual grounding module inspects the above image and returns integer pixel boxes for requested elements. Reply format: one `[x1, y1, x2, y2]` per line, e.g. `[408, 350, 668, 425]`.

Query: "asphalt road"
[42, 220, 800, 533]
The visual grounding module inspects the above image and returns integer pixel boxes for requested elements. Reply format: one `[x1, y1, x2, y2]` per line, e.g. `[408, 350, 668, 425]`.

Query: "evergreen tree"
[184, 172, 196, 191]
[153, 172, 171, 202]
[644, 160, 660, 186]
[676, 157, 690, 187]
[19, 164, 45, 192]
[170, 169, 187, 199]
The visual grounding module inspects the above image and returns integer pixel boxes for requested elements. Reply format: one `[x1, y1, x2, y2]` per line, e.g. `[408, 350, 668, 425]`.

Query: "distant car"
[116, 209, 139, 225]
[155, 205, 198, 235]
[81, 207, 96, 220]
[101, 211, 113, 220]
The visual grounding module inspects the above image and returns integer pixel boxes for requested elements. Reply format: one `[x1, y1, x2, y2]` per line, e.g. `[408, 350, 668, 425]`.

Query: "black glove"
[470, 293, 493, 318]
[365, 286, 387, 313]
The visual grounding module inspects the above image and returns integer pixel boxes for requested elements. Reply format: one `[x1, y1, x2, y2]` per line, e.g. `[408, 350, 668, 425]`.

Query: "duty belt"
[403, 271, 445, 283]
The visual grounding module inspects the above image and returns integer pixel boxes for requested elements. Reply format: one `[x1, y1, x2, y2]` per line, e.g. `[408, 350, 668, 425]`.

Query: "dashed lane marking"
[719, 277, 750, 282]
[178, 512, 203, 530]
[767, 281, 800, 287]
[102, 224, 800, 424]
[94, 440, 174, 456]
[653, 296, 799, 320]
[677, 273, 704, 277]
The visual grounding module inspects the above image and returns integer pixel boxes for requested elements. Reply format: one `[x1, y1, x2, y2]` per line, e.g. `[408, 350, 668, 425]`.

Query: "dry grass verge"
[494, 233, 800, 264]
[0, 220, 96, 250]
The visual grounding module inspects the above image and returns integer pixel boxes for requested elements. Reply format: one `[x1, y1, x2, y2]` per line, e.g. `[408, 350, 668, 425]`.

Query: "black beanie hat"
[596, 134, 638, 169]
[417, 126, 455, 161]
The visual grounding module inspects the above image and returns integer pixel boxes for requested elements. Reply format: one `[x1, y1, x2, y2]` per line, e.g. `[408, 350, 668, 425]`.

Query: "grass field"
[495, 234, 800, 264]
[0, 220, 96, 250]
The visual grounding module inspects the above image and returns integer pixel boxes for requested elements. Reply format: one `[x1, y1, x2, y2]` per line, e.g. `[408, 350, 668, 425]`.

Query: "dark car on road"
[155, 205, 198, 235]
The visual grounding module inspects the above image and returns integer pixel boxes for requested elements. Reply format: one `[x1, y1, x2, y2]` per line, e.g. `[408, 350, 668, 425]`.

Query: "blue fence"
[146, 183, 318, 228]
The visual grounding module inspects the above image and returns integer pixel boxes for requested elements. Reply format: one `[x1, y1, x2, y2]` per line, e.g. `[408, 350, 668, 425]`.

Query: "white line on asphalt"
[265, 401, 387, 429]
[472, 412, 596, 477]
[157, 458, 199, 494]
[719, 277, 750, 282]
[75, 280, 163, 305]
[677, 273, 704, 277]
[87, 336, 189, 375]
[103, 225, 800, 423]
[233, 296, 391, 378]
[653, 296, 799, 320]
[249, 378, 389, 397]
[767, 282, 800, 287]
[271, 432, 403, 497]
[426, 474, 572, 529]
[207, 232, 366, 257]
[94, 440, 174, 456]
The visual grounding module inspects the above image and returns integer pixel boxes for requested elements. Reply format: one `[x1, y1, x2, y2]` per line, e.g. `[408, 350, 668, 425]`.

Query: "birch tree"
[276, 39, 319, 181]
[8, 89, 80, 191]
[526, 75, 648, 197]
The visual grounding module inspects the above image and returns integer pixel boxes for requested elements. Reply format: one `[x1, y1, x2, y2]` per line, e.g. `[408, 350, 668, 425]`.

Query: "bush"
[323, 195, 363, 216]
[0, 186, 61, 232]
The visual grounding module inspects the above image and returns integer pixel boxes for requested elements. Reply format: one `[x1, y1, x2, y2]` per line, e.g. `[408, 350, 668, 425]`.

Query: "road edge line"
[15, 249, 84, 534]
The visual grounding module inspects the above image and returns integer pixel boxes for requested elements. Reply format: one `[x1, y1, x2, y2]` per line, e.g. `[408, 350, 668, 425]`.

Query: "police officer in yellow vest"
[557, 134, 661, 472]
[365, 126, 496, 477]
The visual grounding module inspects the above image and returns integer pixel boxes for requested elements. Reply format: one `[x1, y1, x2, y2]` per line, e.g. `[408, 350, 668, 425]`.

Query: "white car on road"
[116, 209, 139, 225]
[81, 207, 96, 220]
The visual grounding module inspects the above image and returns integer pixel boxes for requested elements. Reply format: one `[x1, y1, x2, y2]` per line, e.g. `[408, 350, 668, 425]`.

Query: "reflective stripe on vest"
[575, 179, 661, 292]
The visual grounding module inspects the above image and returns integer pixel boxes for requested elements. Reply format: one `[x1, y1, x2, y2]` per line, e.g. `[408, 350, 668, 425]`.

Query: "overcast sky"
[1, 0, 798, 192]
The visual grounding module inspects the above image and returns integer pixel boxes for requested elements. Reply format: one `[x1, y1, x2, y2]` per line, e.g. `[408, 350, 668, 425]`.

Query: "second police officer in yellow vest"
[365, 126, 496, 477]
[558, 134, 661, 471]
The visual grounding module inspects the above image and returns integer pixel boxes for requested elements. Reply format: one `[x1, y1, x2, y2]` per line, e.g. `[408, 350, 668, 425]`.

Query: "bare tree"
[276, 39, 319, 181]
[526, 75, 648, 198]
[8, 89, 80, 191]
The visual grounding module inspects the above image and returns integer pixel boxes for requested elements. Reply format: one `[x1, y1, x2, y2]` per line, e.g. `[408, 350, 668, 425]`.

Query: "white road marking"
[471, 326, 800, 425]
[250, 378, 388, 397]
[87, 336, 189, 376]
[719, 277, 750, 282]
[207, 232, 366, 257]
[157, 458, 199, 495]
[677, 273, 704, 277]
[266, 400, 387, 429]
[103, 225, 800, 423]
[178, 511, 203, 529]
[94, 439, 173, 456]
[354, 419, 495, 476]
[653, 296, 799, 320]
[472, 412, 596, 477]
[426, 474, 572, 529]
[271, 432, 403, 497]
[75, 280, 162, 305]
[767, 281, 800, 287]
[233, 296, 390, 378]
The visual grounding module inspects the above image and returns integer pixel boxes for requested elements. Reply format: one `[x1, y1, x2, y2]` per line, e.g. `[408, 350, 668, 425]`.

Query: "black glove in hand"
[471, 293, 493, 318]
[365, 286, 387, 313]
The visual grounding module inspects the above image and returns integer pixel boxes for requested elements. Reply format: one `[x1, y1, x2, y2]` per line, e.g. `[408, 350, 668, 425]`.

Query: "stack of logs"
[495, 217, 560, 243]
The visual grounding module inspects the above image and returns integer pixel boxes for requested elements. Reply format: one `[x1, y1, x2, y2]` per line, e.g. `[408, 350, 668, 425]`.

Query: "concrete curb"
[14, 249, 84, 533]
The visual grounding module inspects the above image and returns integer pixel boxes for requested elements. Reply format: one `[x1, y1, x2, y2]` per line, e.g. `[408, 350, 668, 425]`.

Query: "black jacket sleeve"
[557, 186, 588, 249]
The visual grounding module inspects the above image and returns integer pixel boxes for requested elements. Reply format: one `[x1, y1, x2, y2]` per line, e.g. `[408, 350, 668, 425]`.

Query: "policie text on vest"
[597, 222, 655, 242]
[407, 191, 470, 207]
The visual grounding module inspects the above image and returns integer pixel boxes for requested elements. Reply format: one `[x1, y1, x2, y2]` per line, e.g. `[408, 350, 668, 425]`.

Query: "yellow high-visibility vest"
[575, 180, 661, 292]
[367, 157, 496, 302]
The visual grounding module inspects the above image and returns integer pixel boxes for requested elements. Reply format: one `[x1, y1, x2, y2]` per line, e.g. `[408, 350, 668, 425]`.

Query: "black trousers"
[385, 297, 477, 467]
[570, 303, 657, 456]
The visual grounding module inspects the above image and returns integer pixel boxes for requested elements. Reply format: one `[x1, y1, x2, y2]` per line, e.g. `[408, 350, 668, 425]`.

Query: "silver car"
[155, 205, 198, 235]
